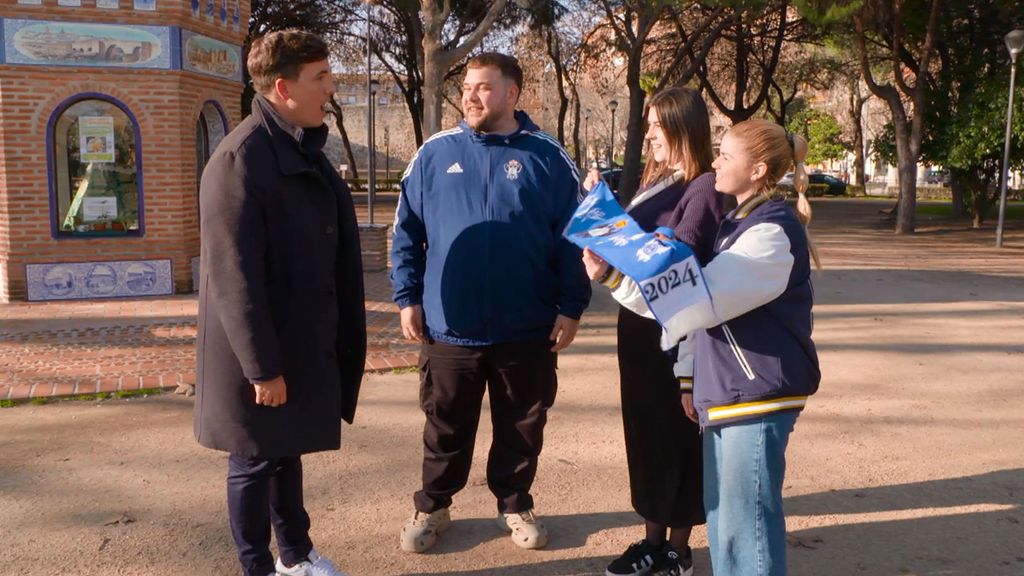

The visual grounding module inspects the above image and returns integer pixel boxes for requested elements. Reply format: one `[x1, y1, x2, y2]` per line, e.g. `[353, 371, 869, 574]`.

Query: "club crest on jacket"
[505, 159, 523, 180]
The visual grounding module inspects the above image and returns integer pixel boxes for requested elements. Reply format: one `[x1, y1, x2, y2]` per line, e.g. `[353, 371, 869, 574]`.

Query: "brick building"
[0, 0, 248, 302]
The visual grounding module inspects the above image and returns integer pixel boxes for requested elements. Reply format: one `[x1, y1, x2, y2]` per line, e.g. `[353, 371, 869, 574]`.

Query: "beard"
[465, 107, 503, 133]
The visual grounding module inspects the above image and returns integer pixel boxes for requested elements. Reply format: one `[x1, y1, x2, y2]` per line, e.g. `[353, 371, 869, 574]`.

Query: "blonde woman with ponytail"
[604, 119, 821, 576]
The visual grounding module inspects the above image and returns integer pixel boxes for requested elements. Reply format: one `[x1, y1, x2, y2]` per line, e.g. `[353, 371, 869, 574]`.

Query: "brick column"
[358, 224, 390, 272]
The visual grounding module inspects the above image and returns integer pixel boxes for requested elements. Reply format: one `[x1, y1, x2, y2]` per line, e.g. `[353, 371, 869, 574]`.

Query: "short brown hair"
[466, 52, 524, 92]
[247, 29, 330, 93]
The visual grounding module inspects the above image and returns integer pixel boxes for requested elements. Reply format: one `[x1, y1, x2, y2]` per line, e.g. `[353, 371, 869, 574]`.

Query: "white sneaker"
[400, 508, 451, 553]
[496, 508, 548, 549]
[275, 548, 349, 576]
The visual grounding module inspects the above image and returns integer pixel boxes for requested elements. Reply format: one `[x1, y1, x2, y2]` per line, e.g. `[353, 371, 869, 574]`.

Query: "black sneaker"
[650, 544, 694, 576]
[605, 539, 661, 576]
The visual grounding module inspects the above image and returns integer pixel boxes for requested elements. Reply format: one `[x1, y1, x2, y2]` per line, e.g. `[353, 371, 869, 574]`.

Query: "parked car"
[600, 167, 623, 192]
[924, 169, 950, 186]
[808, 173, 847, 195]
[777, 172, 847, 195]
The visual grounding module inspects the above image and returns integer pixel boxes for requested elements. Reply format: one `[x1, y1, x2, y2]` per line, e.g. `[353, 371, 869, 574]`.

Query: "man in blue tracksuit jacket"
[391, 52, 591, 553]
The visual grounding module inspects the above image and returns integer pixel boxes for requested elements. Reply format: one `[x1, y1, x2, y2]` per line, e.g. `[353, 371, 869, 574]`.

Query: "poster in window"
[83, 197, 119, 222]
[79, 117, 116, 163]
[58, 0, 82, 6]
[134, 0, 157, 10]
[97, 0, 120, 8]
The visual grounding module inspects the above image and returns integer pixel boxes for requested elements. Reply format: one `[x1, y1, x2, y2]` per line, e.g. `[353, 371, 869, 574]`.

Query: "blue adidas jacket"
[391, 111, 591, 345]
[611, 194, 820, 427]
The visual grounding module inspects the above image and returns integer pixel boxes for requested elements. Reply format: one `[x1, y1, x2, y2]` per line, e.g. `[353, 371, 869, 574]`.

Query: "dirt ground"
[2, 199, 1022, 576]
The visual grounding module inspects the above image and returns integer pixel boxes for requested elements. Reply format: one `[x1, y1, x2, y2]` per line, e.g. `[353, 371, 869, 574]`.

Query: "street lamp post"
[997, 28, 1024, 248]
[608, 99, 618, 168]
[365, 0, 377, 224]
[583, 108, 591, 168]
[368, 79, 379, 224]
[384, 125, 390, 185]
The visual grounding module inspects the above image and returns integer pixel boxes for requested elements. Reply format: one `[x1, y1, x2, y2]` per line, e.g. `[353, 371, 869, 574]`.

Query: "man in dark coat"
[195, 29, 366, 576]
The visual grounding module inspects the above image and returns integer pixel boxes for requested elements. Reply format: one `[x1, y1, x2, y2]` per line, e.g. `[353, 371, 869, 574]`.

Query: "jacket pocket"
[722, 323, 756, 381]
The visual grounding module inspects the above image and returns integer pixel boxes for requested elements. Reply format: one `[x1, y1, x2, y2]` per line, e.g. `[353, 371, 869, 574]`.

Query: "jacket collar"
[252, 94, 329, 175]
[461, 110, 539, 144]
[729, 192, 771, 220]
[627, 171, 682, 210]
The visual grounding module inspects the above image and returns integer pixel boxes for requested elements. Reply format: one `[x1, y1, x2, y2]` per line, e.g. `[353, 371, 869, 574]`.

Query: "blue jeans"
[703, 411, 798, 576]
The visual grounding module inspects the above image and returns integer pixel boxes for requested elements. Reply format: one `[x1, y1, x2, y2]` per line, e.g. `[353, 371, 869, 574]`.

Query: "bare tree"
[846, 74, 870, 187]
[420, 0, 510, 136]
[694, 0, 796, 125]
[591, 0, 664, 200]
[854, 0, 941, 233]
[325, 95, 360, 181]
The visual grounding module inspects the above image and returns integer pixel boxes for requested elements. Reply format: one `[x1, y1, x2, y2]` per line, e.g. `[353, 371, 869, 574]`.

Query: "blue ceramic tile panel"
[26, 259, 174, 301]
[3, 19, 173, 70]
[181, 29, 242, 82]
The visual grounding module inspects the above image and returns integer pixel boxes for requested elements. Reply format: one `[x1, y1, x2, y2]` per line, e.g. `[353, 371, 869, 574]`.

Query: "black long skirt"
[617, 305, 705, 527]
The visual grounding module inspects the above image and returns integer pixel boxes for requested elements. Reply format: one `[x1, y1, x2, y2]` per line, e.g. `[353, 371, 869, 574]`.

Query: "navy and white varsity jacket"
[391, 111, 591, 345]
[612, 194, 820, 427]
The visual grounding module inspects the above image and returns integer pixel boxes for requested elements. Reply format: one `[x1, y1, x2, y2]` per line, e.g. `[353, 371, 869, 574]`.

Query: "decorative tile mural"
[2, 19, 174, 70]
[181, 29, 241, 82]
[26, 259, 173, 301]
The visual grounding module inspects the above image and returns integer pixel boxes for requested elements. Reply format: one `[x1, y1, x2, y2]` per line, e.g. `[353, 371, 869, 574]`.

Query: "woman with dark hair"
[583, 87, 725, 576]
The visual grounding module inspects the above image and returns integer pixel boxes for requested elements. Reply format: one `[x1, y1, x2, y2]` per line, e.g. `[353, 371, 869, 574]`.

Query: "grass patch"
[114, 387, 164, 399]
[0, 388, 166, 408]
[71, 392, 111, 402]
[917, 201, 1024, 219]
[390, 366, 419, 375]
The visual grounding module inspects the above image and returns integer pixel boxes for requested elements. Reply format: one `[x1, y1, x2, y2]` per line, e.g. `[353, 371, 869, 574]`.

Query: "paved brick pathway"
[0, 269, 416, 401]
[0, 201, 409, 402]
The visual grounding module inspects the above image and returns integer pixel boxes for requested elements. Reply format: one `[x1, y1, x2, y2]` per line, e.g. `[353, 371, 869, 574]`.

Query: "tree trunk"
[419, 0, 508, 138]
[896, 157, 918, 233]
[326, 96, 359, 182]
[849, 84, 866, 188]
[618, 44, 647, 202]
[893, 118, 917, 234]
[949, 169, 966, 216]
[402, 89, 425, 147]
[421, 46, 448, 138]
[853, 123, 865, 189]
[972, 191, 985, 228]
[570, 80, 582, 167]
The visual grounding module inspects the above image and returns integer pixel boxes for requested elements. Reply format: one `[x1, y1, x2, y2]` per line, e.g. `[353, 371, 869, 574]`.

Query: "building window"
[49, 95, 143, 237]
[195, 100, 228, 193]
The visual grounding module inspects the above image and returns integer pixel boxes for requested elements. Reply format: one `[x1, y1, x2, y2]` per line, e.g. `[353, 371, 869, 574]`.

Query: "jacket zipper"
[721, 323, 756, 381]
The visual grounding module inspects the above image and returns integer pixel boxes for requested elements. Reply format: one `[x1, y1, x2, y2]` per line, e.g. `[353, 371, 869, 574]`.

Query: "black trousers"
[227, 454, 313, 576]
[414, 339, 558, 514]
[617, 306, 705, 527]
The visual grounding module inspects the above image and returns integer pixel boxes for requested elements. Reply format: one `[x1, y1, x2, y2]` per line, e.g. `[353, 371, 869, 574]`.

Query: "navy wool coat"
[195, 96, 366, 458]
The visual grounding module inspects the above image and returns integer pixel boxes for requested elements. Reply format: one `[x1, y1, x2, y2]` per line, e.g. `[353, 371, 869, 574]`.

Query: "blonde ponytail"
[728, 120, 823, 269]
[788, 133, 820, 269]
